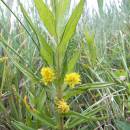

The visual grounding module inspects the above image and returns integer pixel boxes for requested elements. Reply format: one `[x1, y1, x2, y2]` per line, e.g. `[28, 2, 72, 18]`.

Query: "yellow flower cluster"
[39, 67, 81, 113]
[64, 73, 81, 88]
[56, 99, 70, 113]
[41, 67, 55, 85]
[40, 67, 81, 88]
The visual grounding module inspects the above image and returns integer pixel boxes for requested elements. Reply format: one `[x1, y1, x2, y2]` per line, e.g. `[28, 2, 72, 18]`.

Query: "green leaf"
[23, 96, 56, 129]
[76, 82, 115, 90]
[114, 69, 127, 77]
[38, 33, 54, 66]
[9, 56, 39, 83]
[12, 120, 35, 130]
[66, 106, 106, 129]
[64, 89, 83, 100]
[67, 115, 107, 129]
[56, 0, 70, 20]
[56, 0, 70, 38]
[115, 120, 130, 130]
[36, 89, 46, 111]
[85, 31, 97, 66]
[64, 82, 115, 99]
[19, 3, 40, 44]
[67, 111, 93, 120]
[67, 51, 80, 73]
[31, 112, 56, 129]
[56, 0, 84, 70]
[20, 3, 54, 66]
[34, 0, 57, 37]
[9, 95, 19, 120]
[0, 100, 6, 112]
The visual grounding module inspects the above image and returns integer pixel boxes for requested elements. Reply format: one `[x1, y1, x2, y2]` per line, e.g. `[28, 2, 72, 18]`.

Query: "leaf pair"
[34, 0, 84, 71]
[56, 0, 84, 73]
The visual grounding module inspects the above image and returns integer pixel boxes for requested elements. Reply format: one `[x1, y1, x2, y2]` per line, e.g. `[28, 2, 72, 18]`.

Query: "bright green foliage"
[20, 3, 54, 66]
[0, 0, 129, 130]
[56, 0, 70, 38]
[56, 0, 84, 73]
[34, 0, 57, 37]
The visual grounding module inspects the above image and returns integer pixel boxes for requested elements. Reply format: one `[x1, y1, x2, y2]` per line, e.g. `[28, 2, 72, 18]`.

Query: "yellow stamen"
[64, 72, 81, 88]
[56, 99, 70, 113]
[41, 67, 55, 86]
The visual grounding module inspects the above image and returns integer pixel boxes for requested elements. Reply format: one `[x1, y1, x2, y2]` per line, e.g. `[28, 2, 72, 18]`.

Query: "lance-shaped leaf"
[36, 89, 46, 111]
[20, 3, 54, 66]
[65, 106, 107, 129]
[64, 82, 115, 100]
[39, 33, 54, 66]
[12, 120, 35, 130]
[23, 96, 56, 129]
[31, 112, 56, 129]
[34, 0, 57, 37]
[56, 0, 70, 38]
[0, 101, 6, 112]
[56, 0, 84, 71]
[67, 51, 80, 73]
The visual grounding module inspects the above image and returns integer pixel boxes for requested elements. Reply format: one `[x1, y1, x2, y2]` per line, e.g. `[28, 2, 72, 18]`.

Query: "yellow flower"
[41, 67, 55, 85]
[64, 72, 81, 88]
[56, 99, 70, 113]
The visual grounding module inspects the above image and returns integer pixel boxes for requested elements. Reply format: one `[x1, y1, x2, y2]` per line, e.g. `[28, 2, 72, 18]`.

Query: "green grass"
[0, 0, 130, 130]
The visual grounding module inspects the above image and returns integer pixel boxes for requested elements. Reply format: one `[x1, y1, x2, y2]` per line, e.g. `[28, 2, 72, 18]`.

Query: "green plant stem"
[57, 85, 64, 130]
[56, 28, 64, 129]
[57, 85, 62, 99]
[56, 66, 64, 130]
[59, 115, 64, 130]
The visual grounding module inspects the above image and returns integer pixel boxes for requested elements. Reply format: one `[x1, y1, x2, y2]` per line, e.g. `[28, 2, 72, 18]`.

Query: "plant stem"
[57, 85, 64, 130]
[56, 76, 64, 130]
[56, 42, 64, 130]
[59, 115, 64, 130]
